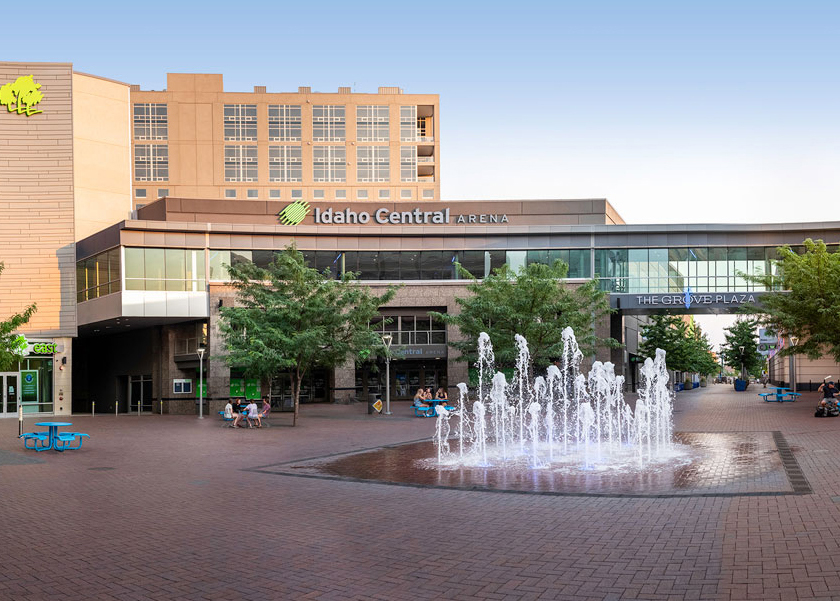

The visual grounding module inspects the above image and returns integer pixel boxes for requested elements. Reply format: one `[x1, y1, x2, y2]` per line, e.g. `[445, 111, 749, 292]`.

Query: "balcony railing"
[417, 156, 435, 163]
[384, 330, 447, 345]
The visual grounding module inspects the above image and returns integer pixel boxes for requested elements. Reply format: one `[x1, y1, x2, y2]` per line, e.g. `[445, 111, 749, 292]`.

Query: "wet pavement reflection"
[280, 432, 793, 496]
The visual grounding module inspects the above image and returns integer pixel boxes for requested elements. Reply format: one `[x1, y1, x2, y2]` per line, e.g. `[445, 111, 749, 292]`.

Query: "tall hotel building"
[130, 74, 440, 206]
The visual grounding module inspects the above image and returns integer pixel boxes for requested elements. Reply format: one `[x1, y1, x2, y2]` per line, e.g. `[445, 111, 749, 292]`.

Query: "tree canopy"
[0, 262, 36, 371]
[218, 244, 398, 425]
[747, 238, 840, 362]
[639, 315, 718, 375]
[721, 317, 763, 379]
[431, 260, 616, 370]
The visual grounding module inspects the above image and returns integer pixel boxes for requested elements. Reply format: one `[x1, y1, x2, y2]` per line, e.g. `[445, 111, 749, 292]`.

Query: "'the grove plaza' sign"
[612, 290, 768, 313]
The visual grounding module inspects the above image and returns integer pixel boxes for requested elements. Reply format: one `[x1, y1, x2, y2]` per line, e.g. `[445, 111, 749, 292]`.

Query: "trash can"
[368, 393, 380, 414]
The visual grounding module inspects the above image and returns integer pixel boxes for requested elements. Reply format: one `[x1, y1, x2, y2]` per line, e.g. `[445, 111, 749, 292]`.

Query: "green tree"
[639, 315, 691, 371]
[747, 239, 840, 362]
[639, 316, 718, 375]
[0, 262, 37, 370]
[218, 244, 398, 426]
[721, 317, 763, 379]
[432, 260, 616, 370]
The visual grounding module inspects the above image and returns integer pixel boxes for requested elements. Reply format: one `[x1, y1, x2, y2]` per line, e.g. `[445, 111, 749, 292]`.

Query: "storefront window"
[19, 357, 53, 414]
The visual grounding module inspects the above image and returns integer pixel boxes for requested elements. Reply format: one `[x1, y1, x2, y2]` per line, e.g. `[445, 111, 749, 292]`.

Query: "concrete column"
[54, 336, 72, 415]
[333, 359, 356, 403]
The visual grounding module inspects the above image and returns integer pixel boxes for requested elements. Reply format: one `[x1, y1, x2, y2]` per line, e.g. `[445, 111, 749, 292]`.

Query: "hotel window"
[224, 104, 257, 141]
[401, 189, 412, 199]
[224, 145, 258, 182]
[400, 106, 417, 141]
[313, 146, 346, 182]
[312, 105, 345, 141]
[356, 106, 389, 142]
[135, 144, 169, 181]
[247, 189, 258, 198]
[313, 189, 325, 199]
[379, 189, 390, 200]
[269, 189, 281, 199]
[157, 189, 169, 198]
[133, 103, 168, 140]
[268, 105, 301, 141]
[423, 189, 434, 199]
[357, 146, 390, 182]
[335, 189, 346, 199]
[357, 189, 368, 199]
[135, 189, 147, 198]
[291, 189, 303, 199]
[268, 145, 302, 182]
[400, 146, 417, 182]
[225, 189, 237, 198]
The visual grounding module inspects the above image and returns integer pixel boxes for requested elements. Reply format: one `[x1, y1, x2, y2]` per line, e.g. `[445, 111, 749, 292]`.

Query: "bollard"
[115, 400, 118, 416]
[18, 404, 22, 437]
[92, 401, 95, 418]
[160, 400, 163, 416]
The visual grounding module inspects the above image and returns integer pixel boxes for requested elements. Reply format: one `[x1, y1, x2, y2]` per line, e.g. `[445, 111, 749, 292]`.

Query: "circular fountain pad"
[259, 431, 808, 498]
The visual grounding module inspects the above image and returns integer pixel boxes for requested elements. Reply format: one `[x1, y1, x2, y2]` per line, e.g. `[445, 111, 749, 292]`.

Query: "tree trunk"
[292, 368, 301, 427]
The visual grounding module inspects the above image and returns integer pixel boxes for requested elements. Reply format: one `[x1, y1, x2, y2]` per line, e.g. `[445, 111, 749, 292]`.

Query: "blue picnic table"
[20, 422, 90, 451]
[760, 388, 801, 402]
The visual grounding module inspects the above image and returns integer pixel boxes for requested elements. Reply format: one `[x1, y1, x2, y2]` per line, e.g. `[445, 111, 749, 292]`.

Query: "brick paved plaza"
[3, 385, 840, 600]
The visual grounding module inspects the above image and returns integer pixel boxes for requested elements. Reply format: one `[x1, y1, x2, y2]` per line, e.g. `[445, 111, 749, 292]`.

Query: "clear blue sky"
[8, 0, 839, 224]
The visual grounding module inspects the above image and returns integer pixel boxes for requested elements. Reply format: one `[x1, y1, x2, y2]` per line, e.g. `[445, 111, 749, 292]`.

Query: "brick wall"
[0, 62, 76, 337]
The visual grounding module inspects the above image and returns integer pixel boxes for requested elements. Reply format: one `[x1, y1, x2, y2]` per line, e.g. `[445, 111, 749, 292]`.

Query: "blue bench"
[413, 405, 435, 417]
[781, 392, 801, 402]
[55, 432, 90, 451]
[19, 432, 48, 450]
[759, 393, 774, 402]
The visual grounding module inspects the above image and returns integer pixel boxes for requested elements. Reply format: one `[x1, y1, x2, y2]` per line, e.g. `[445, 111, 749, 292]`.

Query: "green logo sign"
[21, 370, 38, 403]
[0, 75, 44, 116]
[277, 200, 311, 226]
[31, 342, 56, 355]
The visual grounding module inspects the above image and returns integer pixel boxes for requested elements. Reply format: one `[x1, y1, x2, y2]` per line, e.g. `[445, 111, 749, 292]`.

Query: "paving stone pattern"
[1, 385, 839, 600]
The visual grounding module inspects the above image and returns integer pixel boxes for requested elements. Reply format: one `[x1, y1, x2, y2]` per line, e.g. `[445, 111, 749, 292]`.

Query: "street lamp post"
[382, 334, 392, 415]
[738, 345, 745, 381]
[789, 336, 798, 393]
[197, 347, 205, 419]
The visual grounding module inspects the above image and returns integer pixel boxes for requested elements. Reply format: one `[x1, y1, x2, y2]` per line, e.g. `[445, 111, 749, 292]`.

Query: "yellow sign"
[372, 399, 383, 413]
[0, 75, 44, 116]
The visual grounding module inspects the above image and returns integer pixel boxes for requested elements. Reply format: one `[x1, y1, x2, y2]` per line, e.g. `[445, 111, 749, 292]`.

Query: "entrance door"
[129, 375, 153, 413]
[0, 373, 18, 416]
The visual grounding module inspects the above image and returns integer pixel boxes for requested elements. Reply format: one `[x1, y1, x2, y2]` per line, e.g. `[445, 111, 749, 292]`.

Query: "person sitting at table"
[230, 401, 245, 428]
[224, 400, 237, 428]
[424, 387, 434, 402]
[246, 400, 260, 428]
[259, 396, 271, 420]
[413, 388, 429, 408]
[435, 387, 448, 402]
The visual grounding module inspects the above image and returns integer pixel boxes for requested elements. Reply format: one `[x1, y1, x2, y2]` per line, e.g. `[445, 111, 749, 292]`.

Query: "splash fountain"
[434, 327, 679, 471]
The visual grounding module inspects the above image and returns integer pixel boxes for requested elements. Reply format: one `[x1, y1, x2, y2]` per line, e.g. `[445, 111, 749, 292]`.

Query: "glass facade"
[123, 248, 206, 292]
[224, 145, 258, 182]
[595, 247, 785, 293]
[313, 146, 346, 182]
[207, 248, 590, 281]
[269, 145, 302, 182]
[77, 248, 121, 302]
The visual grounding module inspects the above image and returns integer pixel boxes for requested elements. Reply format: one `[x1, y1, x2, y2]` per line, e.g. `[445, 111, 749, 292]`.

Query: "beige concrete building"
[129, 74, 439, 208]
[0, 62, 132, 416]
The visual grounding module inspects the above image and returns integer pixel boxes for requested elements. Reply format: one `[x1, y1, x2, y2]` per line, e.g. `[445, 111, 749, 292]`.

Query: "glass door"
[129, 375, 153, 413]
[0, 373, 18, 416]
